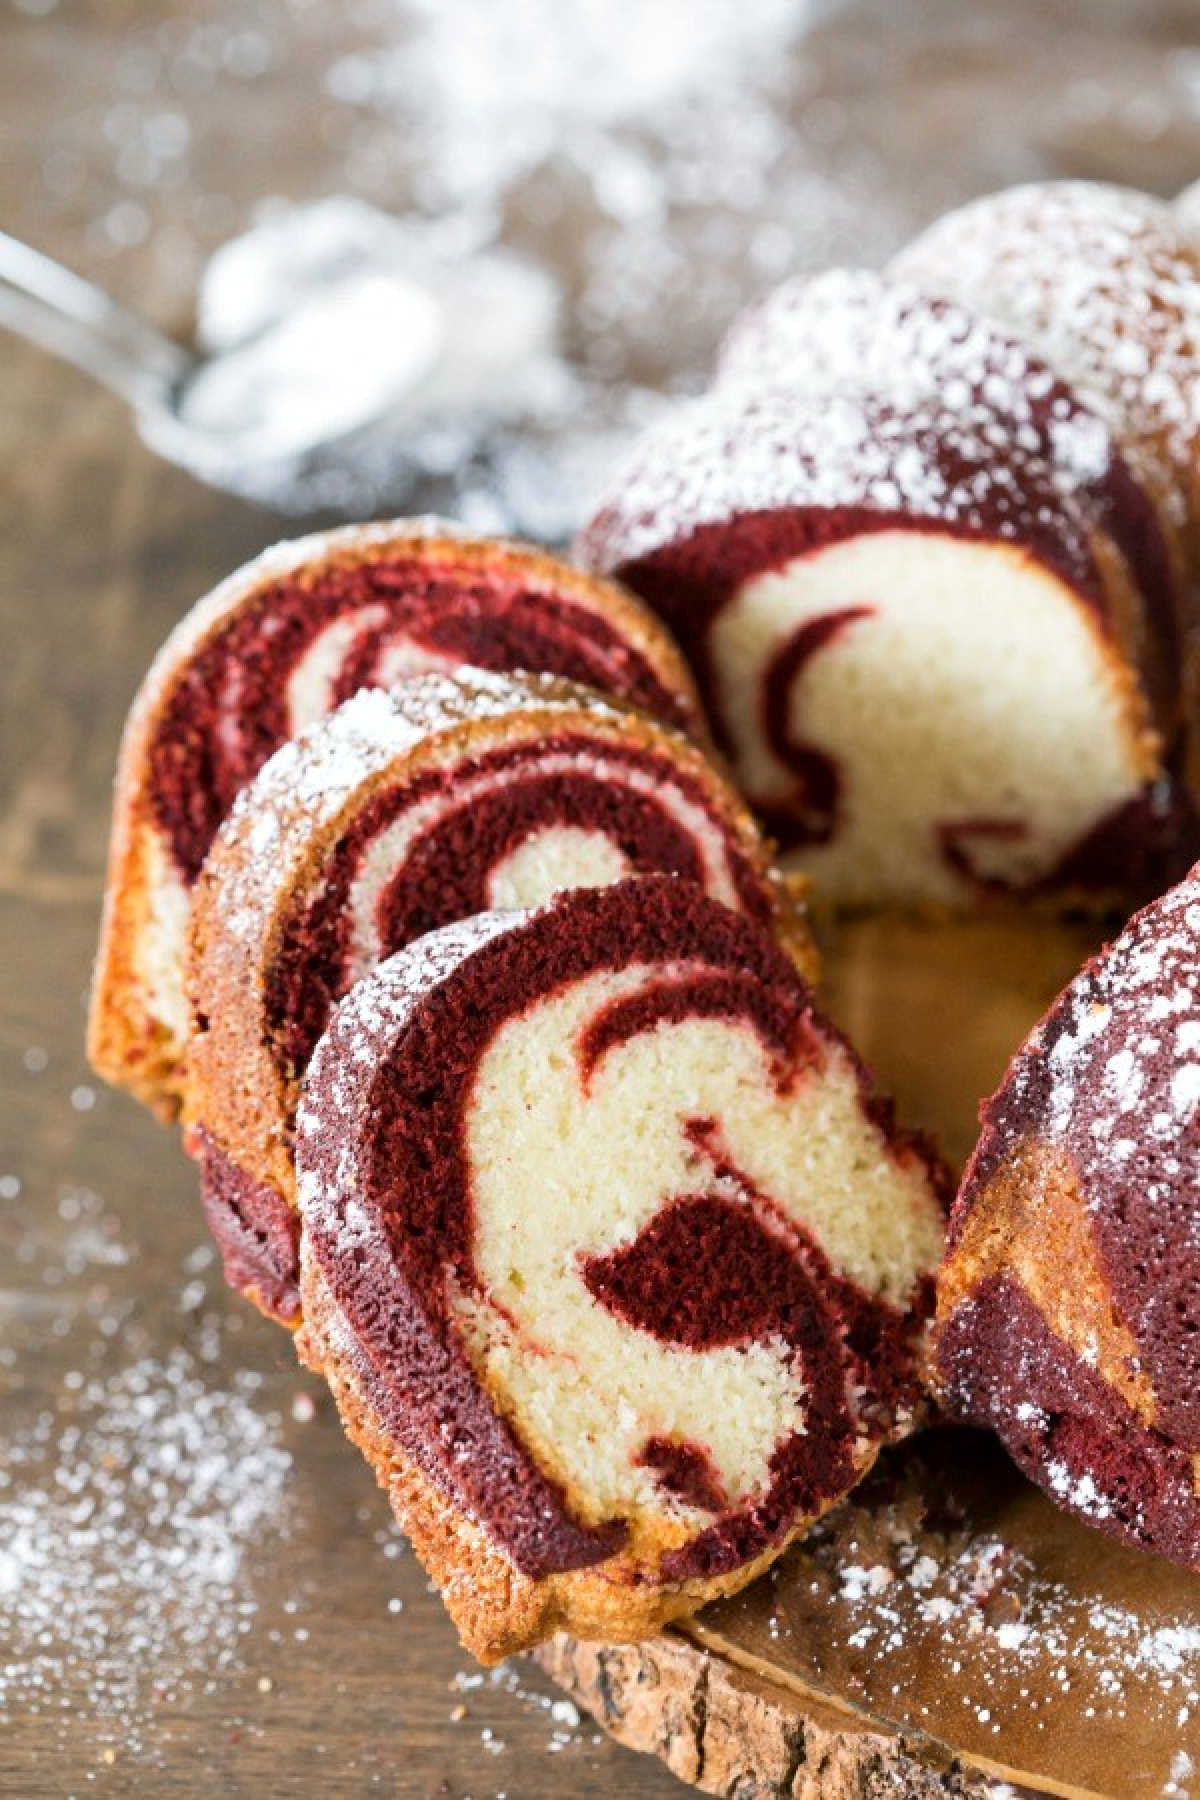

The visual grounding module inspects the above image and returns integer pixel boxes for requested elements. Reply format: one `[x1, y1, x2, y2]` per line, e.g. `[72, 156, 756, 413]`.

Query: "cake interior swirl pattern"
[185, 669, 812, 1325]
[88, 520, 704, 1118]
[294, 878, 947, 1660]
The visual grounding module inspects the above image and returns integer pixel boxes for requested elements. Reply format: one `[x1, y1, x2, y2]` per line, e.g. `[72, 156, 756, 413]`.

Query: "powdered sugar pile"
[179, 198, 582, 523]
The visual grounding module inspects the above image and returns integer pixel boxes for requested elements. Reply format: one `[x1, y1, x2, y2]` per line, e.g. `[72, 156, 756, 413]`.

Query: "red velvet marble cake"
[891, 183, 1200, 576]
[293, 877, 949, 1660]
[88, 521, 703, 1118]
[717, 266, 1182, 734]
[578, 368, 1188, 908]
[186, 670, 814, 1325]
[936, 864, 1200, 1567]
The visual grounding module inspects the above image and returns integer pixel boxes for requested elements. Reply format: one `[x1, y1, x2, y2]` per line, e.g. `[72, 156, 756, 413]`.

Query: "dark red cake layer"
[148, 555, 695, 883]
[758, 605, 874, 847]
[938, 781, 1200, 900]
[607, 504, 1197, 882]
[637, 1438, 728, 1514]
[265, 734, 772, 1077]
[603, 506, 1111, 853]
[189, 1126, 301, 1324]
[939, 1274, 1200, 1568]
[578, 972, 814, 1089]
[955, 872, 1200, 1452]
[301, 878, 941, 1580]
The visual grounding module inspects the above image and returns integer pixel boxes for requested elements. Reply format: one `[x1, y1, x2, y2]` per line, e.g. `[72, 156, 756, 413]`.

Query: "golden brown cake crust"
[87, 520, 708, 1119]
[184, 669, 816, 1325]
[296, 1240, 873, 1664]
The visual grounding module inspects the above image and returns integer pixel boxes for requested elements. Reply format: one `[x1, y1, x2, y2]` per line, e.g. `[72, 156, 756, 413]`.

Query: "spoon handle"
[0, 230, 194, 413]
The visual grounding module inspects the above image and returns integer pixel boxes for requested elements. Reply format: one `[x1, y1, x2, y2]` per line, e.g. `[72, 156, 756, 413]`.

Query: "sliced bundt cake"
[294, 877, 949, 1660]
[88, 520, 703, 1118]
[890, 182, 1200, 556]
[716, 266, 1182, 737]
[578, 377, 1188, 909]
[186, 670, 814, 1324]
[890, 180, 1200, 748]
[936, 864, 1200, 1567]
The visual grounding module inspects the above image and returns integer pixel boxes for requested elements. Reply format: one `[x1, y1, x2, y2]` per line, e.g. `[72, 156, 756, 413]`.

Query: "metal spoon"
[0, 229, 445, 489]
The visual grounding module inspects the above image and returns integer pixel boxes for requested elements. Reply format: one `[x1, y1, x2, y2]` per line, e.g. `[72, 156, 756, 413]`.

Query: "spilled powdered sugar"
[751, 1441, 1200, 1791]
[0, 1350, 292, 1753]
[2, 1054, 608, 1783]
[832, 1520, 1200, 1715]
[0, 1154, 297, 1762]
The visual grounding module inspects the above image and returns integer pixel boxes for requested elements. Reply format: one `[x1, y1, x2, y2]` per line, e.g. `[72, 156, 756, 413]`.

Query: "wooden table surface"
[4, 3, 1200, 1794]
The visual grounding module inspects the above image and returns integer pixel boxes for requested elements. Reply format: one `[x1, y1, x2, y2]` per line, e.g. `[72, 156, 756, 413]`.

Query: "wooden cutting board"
[537, 911, 1200, 1800]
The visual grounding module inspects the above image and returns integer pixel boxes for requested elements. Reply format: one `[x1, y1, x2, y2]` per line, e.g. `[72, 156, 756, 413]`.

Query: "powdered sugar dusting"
[577, 375, 1100, 601]
[0, 1350, 292, 1755]
[718, 267, 1111, 492]
[1005, 868, 1200, 1167]
[735, 1438, 1200, 1792]
[891, 181, 1200, 528]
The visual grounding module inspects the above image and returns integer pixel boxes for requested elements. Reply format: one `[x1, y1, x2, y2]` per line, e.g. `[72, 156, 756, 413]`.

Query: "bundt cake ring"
[935, 862, 1200, 1568]
[293, 876, 949, 1661]
[88, 519, 705, 1120]
[185, 668, 816, 1325]
[577, 374, 1191, 911]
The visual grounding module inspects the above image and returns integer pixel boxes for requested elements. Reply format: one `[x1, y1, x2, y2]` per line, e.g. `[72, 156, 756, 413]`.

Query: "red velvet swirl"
[300, 879, 941, 1581]
[148, 557, 695, 883]
[265, 735, 774, 1077]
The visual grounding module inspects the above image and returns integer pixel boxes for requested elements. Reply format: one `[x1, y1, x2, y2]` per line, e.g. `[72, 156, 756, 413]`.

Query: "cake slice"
[936, 864, 1200, 1567]
[186, 670, 814, 1324]
[578, 376, 1189, 909]
[88, 520, 703, 1118]
[294, 877, 949, 1661]
[716, 266, 1183, 742]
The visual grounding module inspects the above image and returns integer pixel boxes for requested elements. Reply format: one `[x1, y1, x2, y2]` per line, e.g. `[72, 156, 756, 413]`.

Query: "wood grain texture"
[538, 919, 1200, 1800]
[534, 1632, 995, 1799]
[5, 3, 1200, 1796]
